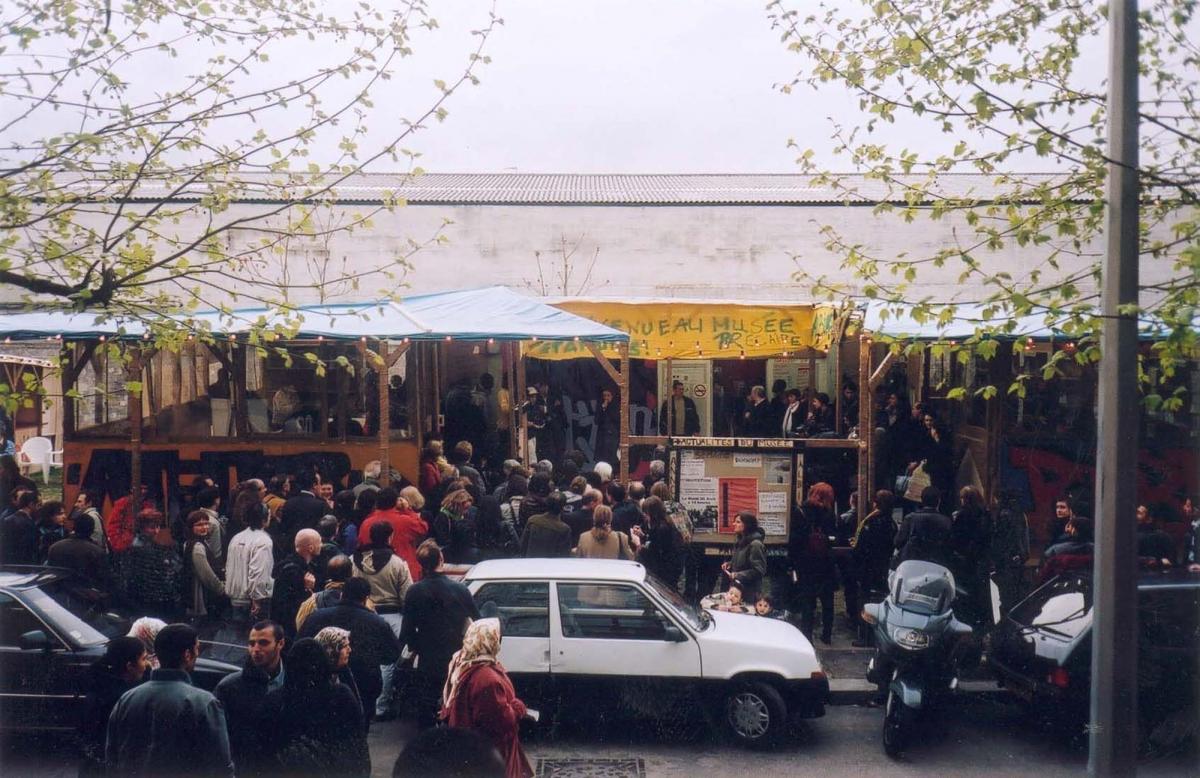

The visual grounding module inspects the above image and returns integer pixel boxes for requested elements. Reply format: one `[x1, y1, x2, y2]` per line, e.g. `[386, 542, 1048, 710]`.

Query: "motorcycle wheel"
[882, 688, 906, 758]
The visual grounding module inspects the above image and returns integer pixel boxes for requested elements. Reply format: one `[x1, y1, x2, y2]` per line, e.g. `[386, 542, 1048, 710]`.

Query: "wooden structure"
[0, 289, 627, 509]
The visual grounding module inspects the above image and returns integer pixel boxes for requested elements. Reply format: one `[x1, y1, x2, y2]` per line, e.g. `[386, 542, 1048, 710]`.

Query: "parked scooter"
[863, 560, 974, 757]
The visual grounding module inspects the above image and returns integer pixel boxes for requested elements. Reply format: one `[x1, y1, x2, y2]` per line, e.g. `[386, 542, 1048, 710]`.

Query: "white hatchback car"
[462, 558, 828, 746]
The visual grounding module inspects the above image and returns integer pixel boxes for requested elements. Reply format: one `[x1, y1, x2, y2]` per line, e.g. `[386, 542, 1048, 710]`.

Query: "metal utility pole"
[1090, 0, 1140, 775]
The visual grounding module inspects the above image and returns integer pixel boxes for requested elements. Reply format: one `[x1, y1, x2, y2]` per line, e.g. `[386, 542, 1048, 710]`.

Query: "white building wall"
[3, 199, 1178, 307]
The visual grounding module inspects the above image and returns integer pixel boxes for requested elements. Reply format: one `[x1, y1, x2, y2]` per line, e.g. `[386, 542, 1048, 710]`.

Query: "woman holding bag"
[440, 618, 533, 778]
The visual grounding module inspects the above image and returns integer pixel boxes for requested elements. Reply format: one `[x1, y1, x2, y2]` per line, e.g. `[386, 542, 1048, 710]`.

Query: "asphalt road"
[371, 694, 1196, 778]
[4, 695, 1195, 777]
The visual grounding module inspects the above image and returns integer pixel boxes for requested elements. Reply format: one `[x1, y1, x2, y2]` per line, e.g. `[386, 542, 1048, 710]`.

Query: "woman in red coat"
[418, 441, 445, 502]
[440, 618, 533, 778]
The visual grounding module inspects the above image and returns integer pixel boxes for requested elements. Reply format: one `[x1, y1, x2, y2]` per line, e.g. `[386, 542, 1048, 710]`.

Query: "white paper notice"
[759, 512, 787, 535]
[680, 453, 706, 477]
[759, 491, 788, 514]
[679, 477, 718, 508]
[732, 453, 762, 468]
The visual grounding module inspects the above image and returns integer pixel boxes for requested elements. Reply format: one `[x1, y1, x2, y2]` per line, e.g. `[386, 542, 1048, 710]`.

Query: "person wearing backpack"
[789, 483, 838, 645]
[475, 495, 520, 560]
[650, 482, 698, 598]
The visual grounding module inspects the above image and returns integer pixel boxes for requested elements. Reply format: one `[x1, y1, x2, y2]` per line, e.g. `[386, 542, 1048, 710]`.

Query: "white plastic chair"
[18, 436, 63, 483]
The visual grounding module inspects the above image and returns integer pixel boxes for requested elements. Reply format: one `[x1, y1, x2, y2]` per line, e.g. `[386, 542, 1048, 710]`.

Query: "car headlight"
[893, 627, 930, 649]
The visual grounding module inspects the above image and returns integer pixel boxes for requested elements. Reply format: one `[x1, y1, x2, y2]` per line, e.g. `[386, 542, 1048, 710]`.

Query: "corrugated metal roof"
[81, 172, 1082, 206]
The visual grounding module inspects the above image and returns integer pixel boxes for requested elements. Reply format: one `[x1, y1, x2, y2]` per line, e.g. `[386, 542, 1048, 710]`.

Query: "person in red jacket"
[418, 441, 445, 502]
[105, 486, 148, 553]
[357, 486, 429, 581]
[440, 618, 532, 778]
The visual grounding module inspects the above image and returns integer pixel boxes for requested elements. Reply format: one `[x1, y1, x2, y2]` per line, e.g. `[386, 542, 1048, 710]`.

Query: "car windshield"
[24, 580, 128, 648]
[1009, 575, 1093, 640]
[644, 573, 709, 631]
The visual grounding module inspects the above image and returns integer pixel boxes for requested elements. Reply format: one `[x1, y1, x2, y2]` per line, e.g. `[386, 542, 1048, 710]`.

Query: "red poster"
[717, 477, 758, 534]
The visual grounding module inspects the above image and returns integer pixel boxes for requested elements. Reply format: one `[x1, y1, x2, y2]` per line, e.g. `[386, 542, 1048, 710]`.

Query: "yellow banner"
[526, 301, 838, 360]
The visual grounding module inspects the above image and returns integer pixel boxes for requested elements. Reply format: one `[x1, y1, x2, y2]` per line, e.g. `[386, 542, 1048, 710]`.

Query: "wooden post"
[318, 343, 330, 440]
[516, 345, 528, 464]
[230, 344, 250, 437]
[377, 341, 391, 486]
[619, 342, 631, 483]
[503, 342, 517, 460]
[128, 350, 144, 514]
[857, 335, 872, 524]
[414, 343, 425, 452]
[665, 357, 674, 437]
[432, 342, 442, 438]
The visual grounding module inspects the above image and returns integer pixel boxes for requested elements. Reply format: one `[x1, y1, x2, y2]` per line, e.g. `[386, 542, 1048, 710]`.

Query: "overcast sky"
[398, 0, 875, 173]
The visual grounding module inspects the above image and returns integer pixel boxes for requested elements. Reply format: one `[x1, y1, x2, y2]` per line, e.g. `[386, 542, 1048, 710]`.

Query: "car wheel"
[882, 688, 906, 758]
[721, 681, 787, 748]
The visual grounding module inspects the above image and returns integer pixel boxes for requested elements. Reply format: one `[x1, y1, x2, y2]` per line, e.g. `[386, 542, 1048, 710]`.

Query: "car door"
[0, 592, 81, 731]
[471, 581, 552, 706]
[551, 581, 702, 708]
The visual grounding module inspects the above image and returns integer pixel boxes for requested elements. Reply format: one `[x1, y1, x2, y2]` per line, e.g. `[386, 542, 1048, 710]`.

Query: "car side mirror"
[19, 629, 51, 652]
[663, 624, 687, 643]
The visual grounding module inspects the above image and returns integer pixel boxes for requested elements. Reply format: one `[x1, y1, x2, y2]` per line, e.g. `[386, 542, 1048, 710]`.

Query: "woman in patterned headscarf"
[439, 618, 532, 778]
[313, 626, 363, 718]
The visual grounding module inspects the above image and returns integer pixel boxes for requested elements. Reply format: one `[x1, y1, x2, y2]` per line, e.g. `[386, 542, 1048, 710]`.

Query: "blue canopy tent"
[861, 301, 1197, 342]
[0, 286, 628, 343]
[0, 286, 631, 486]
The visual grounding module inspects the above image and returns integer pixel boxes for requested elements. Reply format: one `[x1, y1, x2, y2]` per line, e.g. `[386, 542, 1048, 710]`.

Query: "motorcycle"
[863, 560, 974, 757]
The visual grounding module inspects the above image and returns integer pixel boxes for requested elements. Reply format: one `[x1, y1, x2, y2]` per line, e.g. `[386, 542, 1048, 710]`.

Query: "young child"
[754, 593, 791, 621]
[699, 581, 754, 614]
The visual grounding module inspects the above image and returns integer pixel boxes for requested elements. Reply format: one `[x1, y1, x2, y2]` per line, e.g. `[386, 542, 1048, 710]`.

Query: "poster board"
[669, 437, 804, 545]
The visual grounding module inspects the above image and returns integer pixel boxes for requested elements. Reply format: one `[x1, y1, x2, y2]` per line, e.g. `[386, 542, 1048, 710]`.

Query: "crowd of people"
[0, 393, 1196, 777]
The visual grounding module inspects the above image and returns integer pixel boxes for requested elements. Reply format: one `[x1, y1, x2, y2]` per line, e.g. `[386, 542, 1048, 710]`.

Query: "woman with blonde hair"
[573, 505, 634, 560]
[440, 619, 533, 778]
[432, 488, 479, 564]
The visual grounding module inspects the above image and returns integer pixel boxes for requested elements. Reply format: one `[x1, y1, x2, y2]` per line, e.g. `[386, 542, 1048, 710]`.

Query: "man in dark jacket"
[520, 492, 572, 558]
[658, 381, 701, 436]
[296, 554, 356, 632]
[106, 623, 233, 777]
[564, 489, 601, 542]
[516, 473, 551, 535]
[399, 540, 480, 727]
[271, 528, 320, 637]
[744, 386, 774, 437]
[609, 482, 643, 536]
[279, 470, 328, 549]
[894, 486, 953, 568]
[299, 577, 398, 727]
[1135, 504, 1176, 565]
[0, 490, 39, 565]
[214, 620, 286, 776]
[46, 514, 112, 590]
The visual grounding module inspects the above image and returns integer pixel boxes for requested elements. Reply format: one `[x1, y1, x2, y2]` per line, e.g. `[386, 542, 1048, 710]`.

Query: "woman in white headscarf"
[125, 617, 166, 671]
[440, 618, 532, 778]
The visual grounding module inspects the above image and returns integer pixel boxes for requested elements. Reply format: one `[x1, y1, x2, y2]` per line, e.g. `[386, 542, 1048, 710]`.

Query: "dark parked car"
[987, 568, 1199, 749]
[0, 567, 240, 732]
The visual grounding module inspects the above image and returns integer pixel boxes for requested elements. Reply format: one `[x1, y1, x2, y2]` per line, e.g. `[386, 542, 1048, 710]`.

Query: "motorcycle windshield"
[891, 560, 957, 615]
